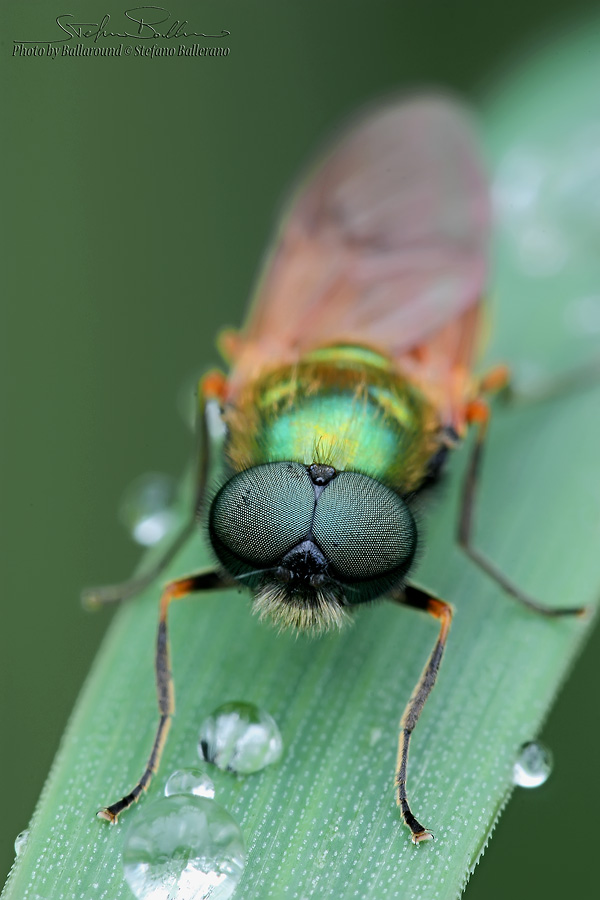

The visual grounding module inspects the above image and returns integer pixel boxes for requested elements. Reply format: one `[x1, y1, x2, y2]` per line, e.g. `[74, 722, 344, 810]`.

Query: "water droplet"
[123, 795, 245, 900]
[513, 741, 553, 788]
[165, 768, 215, 799]
[119, 473, 177, 546]
[198, 701, 283, 775]
[14, 829, 29, 857]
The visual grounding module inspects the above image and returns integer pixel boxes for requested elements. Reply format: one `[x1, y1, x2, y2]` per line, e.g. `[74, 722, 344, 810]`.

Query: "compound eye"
[312, 472, 416, 579]
[210, 462, 315, 566]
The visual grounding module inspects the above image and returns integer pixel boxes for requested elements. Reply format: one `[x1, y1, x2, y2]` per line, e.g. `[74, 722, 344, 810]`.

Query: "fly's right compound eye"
[209, 462, 315, 576]
[313, 471, 416, 581]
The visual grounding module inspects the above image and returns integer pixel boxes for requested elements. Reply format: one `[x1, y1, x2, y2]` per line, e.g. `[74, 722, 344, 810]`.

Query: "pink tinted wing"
[228, 95, 490, 398]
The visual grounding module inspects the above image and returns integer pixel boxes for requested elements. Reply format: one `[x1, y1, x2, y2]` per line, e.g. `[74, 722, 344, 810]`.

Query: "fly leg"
[97, 569, 230, 823]
[82, 372, 228, 610]
[81, 519, 198, 610]
[500, 358, 600, 406]
[392, 585, 453, 844]
[459, 386, 586, 617]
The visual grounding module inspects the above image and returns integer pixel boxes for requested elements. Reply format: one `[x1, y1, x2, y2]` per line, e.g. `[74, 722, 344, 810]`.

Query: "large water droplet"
[198, 701, 283, 775]
[513, 741, 553, 788]
[14, 829, 29, 857]
[123, 795, 245, 900]
[119, 473, 177, 546]
[165, 768, 215, 799]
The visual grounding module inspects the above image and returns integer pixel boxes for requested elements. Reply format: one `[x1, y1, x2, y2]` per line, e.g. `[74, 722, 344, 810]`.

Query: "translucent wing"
[227, 94, 490, 421]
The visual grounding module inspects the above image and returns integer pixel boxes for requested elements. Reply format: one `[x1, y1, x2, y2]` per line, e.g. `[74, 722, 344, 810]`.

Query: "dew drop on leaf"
[513, 741, 553, 788]
[165, 768, 216, 799]
[14, 829, 29, 858]
[119, 472, 177, 546]
[123, 795, 245, 900]
[198, 701, 283, 775]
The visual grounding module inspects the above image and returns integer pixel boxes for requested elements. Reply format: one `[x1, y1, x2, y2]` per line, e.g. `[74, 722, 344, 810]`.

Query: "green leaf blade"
[4, 18, 600, 900]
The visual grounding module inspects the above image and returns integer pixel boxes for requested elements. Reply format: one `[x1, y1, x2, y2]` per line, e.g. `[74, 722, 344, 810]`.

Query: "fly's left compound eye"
[209, 462, 315, 575]
[312, 472, 416, 580]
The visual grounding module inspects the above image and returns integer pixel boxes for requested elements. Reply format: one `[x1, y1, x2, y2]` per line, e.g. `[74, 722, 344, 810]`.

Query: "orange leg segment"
[478, 363, 510, 395]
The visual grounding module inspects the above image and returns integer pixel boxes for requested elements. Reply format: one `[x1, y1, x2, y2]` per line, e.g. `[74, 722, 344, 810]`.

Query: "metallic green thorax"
[225, 345, 438, 493]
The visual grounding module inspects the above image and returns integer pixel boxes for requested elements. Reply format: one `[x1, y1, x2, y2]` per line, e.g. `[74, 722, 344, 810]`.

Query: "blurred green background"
[2, 1, 599, 896]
